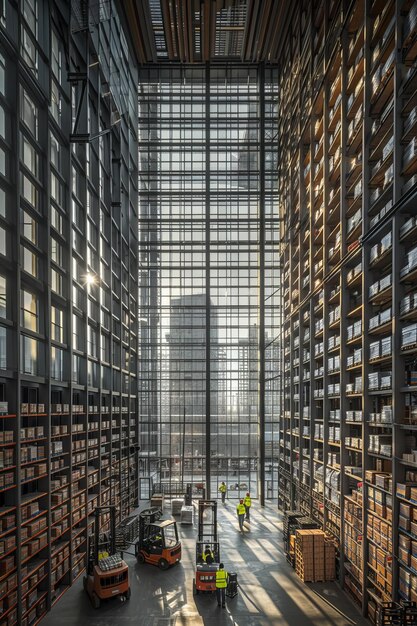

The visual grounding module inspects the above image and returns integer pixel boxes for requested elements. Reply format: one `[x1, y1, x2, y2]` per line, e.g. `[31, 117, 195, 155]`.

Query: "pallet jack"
[83, 506, 130, 609]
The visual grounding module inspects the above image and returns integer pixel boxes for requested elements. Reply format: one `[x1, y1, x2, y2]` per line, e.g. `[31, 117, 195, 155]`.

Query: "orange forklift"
[193, 500, 220, 595]
[83, 506, 131, 609]
[135, 507, 181, 570]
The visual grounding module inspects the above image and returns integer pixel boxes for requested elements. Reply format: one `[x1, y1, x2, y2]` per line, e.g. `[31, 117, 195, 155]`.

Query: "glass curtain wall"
[138, 64, 281, 499]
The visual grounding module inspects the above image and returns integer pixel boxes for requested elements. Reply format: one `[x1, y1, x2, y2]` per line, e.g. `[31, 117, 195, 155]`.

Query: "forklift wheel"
[158, 558, 169, 570]
[92, 592, 100, 609]
[125, 587, 131, 600]
[137, 552, 145, 564]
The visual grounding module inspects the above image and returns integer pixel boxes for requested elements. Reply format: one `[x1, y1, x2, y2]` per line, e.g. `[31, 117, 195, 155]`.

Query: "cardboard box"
[401, 503, 412, 518]
[397, 483, 417, 499]
[36, 463, 47, 476]
[4, 536, 15, 551]
[7, 573, 17, 591]
[2, 515, 15, 530]
[0, 556, 14, 575]
[29, 539, 40, 555]
[27, 520, 40, 536]
[375, 503, 386, 518]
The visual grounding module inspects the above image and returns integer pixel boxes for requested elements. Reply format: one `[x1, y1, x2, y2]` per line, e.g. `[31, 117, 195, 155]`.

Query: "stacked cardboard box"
[151, 493, 164, 509]
[295, 529, 332, 582]
[295, 530, 316, 581]
[295, 529, 336, 583]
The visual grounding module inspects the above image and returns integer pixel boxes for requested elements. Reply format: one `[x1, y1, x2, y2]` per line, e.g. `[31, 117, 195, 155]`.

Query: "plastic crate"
[400, 601, 417, 625]
[226, 572, 238, 598]
[376, 602, 402, 626]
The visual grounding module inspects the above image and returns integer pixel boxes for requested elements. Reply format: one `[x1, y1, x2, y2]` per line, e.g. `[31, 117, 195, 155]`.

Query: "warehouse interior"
[0, 0, 417, 624]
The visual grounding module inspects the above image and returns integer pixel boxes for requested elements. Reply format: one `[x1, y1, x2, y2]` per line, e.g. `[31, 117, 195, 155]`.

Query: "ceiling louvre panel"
[124, 0, 288, 64]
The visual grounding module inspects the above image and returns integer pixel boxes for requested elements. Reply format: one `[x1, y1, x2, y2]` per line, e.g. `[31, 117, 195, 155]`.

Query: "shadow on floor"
[42, 502, 368, 626]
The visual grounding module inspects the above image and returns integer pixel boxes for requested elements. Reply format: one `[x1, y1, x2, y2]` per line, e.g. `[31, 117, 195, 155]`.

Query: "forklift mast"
[197, 500, 217, 543]
[194, 500, 220, 592]
[139, 507, 163, 541]
[89, 505, 117, 570]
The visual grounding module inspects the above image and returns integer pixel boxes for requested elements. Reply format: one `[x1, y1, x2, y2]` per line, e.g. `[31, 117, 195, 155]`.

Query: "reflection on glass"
[139, 65, 281, 499]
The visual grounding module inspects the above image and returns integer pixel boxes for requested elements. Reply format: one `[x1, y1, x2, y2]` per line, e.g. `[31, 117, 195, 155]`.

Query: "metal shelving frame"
[0, 1, 140, 624]
[279, 0, 417, 619]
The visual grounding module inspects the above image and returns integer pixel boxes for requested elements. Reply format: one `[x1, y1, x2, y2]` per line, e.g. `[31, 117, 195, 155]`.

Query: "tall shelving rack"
[279, 0, 417, 619]
[0, 1, 140, 624]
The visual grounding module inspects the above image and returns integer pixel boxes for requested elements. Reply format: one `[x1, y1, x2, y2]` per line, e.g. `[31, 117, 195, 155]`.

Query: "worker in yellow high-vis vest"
[215, 562, 229, 608]
[219, 481, 227, 504]
[244, 492, 251, 521]
[202, 544, 215, 564]
[236, 499, 246, 531]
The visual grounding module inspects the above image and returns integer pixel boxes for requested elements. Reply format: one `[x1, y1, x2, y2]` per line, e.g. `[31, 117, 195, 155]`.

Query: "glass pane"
[0, 275, 6, 318]
[21, 88, 38, 138]
[21, 289, 38, 331]
[22, 245, 38, 277]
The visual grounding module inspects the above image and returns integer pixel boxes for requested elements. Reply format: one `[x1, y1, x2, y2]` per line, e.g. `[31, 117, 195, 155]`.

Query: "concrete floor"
[43, 501, 368, 626]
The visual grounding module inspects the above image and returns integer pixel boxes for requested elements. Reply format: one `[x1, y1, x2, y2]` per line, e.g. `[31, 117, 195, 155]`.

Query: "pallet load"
[295, 530, 315, 582]
[283, 512, 320, 564]
[295, 530, 323, 582]
[295, 529, 336, 583]
[151, 493, 164, 509]
[171, 499, 183, 516]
